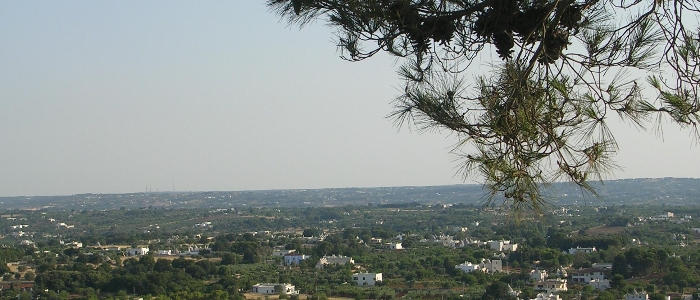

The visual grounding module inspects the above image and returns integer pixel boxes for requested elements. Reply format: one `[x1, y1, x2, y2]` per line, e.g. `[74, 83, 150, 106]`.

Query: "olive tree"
[267, 0, 700, 211]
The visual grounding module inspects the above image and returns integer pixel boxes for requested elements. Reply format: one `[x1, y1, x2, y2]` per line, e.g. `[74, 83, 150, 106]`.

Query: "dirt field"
[585, 226, 626, 235]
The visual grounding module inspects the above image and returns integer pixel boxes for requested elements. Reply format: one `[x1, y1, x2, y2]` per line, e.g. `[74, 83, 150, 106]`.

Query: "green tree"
[303, 228, 320, 237]
[649, 293, 667, 300]
[481, 281, 516, 300]
[610, 274, 626, 290]
[268, 0, 700, 210]
[221, 252, 239, 265]
[18, 292, 32, 300]
[23, 271, 35, 281]
[612, 254, 629, 278]
[598, 291, 617, 300]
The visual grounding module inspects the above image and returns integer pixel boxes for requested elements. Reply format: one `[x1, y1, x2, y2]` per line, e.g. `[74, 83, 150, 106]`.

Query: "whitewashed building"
[530, 269, 547, 281]
[252, 283, 297, 295]
[568, 246, 596, 254]
[284, 252, 310, 266]
[157, 250, 173, 256]
[316, 255, 354, 269]
[272, 249, 296, 257]
[481, 259, 503, 273]
[455, 259, 502, 274]
[588, 279, 610, 290]
[534, 279, 568, 294]
[488, 240, 518, 252]
[353, 273, 382, 286]
[591, 263, 613, 269]
[570, 268, 606, 283]
[625, 291, 649, 300]
[126, 247, 149, 256]
[384, 242, 403, 250]
[532, 293, 561, 300]
[455, 262, 481, 273]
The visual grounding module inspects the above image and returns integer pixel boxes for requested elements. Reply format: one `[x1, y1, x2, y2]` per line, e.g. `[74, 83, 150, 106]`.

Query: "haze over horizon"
[2, 2, 699, 197]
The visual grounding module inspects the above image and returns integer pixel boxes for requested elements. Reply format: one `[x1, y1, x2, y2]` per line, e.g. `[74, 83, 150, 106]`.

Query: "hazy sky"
[1, 2, 698, 196]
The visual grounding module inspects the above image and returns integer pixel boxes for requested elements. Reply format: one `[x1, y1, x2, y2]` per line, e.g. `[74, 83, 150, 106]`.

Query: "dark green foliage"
[10, 204, 700, 299]
[303, 228, 320, 237]
[268, 0, 700, 211]
[481, 281, 516, 300]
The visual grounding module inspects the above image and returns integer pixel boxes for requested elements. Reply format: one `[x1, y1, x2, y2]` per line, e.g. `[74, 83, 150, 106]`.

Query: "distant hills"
[0, 177, 698, 211]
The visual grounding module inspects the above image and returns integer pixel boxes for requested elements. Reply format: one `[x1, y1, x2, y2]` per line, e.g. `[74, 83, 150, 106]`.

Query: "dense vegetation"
[1, 200, 700, 299]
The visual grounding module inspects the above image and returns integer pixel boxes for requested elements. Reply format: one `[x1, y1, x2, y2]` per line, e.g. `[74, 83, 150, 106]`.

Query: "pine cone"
[493, 31, 515, 59]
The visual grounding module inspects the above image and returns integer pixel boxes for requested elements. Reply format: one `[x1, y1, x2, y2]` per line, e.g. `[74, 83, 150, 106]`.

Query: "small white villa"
[316, 255, 354, 269]
[252, 283, 298, 295]
[126, 247, 149, 256]
[353, 273, 382, 286]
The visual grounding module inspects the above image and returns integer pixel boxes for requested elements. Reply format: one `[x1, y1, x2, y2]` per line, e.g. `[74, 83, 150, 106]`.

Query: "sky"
[1, 2, 698, 197]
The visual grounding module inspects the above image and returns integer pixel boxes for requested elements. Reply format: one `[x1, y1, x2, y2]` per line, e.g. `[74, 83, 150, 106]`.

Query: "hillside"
[1, 177, 698, 211]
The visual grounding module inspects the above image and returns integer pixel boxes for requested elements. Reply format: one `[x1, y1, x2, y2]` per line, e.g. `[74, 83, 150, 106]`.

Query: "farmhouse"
[568, 246, 596, 254]
[126, 247, 149, 256]
[353, 273, 382, 286]
[252, 283, 297, 295]
[534, 279, 568, 294]
[284, 252, 309, 266]
[316, 255, 354, 269]
[570, 268, 606, 283]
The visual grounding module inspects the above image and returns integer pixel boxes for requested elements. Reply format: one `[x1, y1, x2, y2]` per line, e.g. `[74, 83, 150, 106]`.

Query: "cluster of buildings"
[119, 245, 208, 257]
[455, 259, 503, 274]
[529, 266, 611, 294]
[419, 235, 520, 252]
[251, 253, 383, 296]
[451, 256, 618, 300]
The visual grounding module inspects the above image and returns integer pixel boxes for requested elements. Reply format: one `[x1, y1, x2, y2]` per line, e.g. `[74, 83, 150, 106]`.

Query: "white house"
[532, 293, 561, 300]
[252, 283, 297, 295]
[591, 263, 613, 269]
[353, 273, 382, 286]
[625, 291, 649, 300]
[568, 246, 596, 254]
[481, 259, 503, 273]
[588, 279, 610, 290]
[179, 245, 204, 256]
[126, 247, 149, 256]
[384, 242, 403, 250]
[284, 252, 310, 266]
[488, 240, 518, 252]
[272, 249, 296, 257]
[455, 262, 481, 273]
[157, 250, 173, 256]
[570, 268, 606, 283]
[534, 279, 568, 294]
[316, 255, 354, 269]
[530, 269, 547, 281]
[455, 259, 502, 274]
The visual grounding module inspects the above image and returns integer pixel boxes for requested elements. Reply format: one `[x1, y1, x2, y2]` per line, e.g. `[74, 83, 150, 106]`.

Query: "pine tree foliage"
[267, 0, 700, 211]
